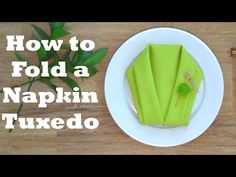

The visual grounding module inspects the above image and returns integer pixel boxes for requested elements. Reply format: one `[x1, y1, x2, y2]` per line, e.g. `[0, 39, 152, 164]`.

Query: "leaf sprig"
[0, 22, 108, 132]
[175, 71, 195, 106]
[177, 82, 192, 96]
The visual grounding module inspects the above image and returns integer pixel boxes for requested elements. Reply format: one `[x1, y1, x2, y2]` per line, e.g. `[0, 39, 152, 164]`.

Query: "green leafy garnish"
[175, 71, 196, 107]
[177, 82, 192, 96]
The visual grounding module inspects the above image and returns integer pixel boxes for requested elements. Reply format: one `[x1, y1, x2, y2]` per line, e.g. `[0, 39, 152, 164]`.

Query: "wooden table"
[0, 22, 235, 154]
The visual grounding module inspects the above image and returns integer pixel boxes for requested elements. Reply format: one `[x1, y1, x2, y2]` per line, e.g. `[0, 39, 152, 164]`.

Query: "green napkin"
[126, 44, 203, 126]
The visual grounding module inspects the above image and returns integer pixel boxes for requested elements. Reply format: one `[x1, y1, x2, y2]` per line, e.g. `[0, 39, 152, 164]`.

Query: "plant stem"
[0, 76, 54, 93]
[0, 77, 41, 93]
[9, 77, 36, 133]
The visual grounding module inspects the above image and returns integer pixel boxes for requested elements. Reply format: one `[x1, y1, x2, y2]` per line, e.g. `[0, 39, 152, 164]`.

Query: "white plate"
[104, 27, 224, 147]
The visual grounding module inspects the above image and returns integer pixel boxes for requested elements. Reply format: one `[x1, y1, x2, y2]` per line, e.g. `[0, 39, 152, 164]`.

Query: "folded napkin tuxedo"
[126, 44, 203, 126]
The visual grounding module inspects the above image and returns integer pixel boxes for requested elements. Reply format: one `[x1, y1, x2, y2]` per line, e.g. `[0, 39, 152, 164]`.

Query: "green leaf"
[77, 51, 93, 65]
[71, 50, 80, 66]
[81, 48, 108, 66]
[51, 28, 69, 39]
[86, 66, 98, 78]
[15, 52, 27, 61]
[71, 48, 93, 66]
[38, 77, 57, 92]
[66, 60, 74, 73]
[70, 42, 80, 65]
[37, 46, 47, 61]
[59, 76, 80, 91]
[31, 24, 50, 40]
[50, 22, 65, 32]
[49, 22, 69, 40]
